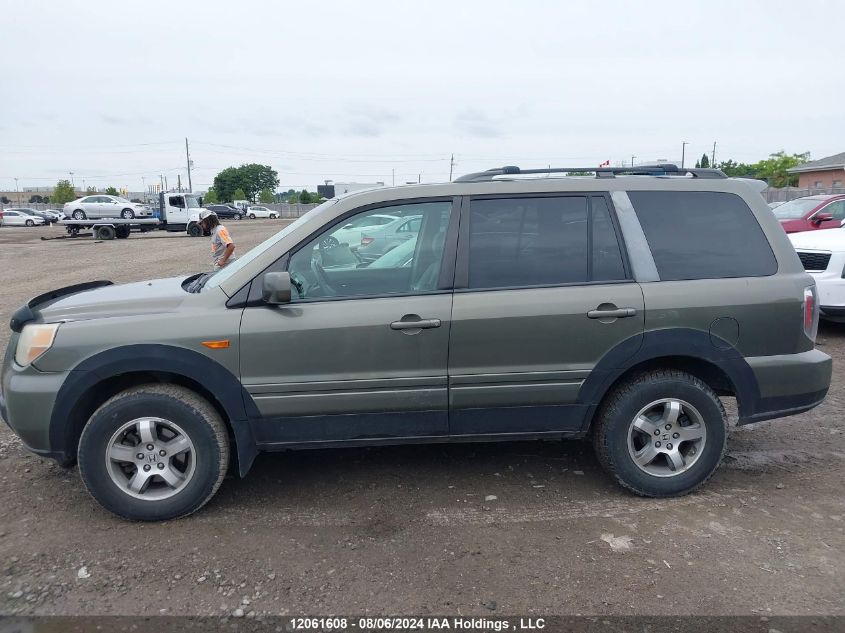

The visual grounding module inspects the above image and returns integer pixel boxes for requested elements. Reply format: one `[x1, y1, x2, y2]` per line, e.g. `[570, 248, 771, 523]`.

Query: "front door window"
[287, 201, 452, 300]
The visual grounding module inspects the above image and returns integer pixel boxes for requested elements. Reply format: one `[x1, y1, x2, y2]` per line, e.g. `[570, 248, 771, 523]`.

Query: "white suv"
[64, 195, 151, 220]
[790, 227, 845, 322]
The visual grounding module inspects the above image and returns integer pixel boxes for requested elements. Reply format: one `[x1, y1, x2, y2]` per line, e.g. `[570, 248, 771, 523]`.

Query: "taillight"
[803, 285, 819, 342]
[361, 236, 374, 246]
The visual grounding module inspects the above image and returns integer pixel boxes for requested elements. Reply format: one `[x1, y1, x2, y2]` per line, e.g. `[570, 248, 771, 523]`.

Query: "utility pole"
[177, 174, 182, 192]
[449, 154, 455, 181]
[69, 172, 75, 188]
[711, 141, 717, 168]
[681, 142, 689, 168]
[185, 137, 193, 192]
[14, 177, 19, 205]
[160, 174, 165, 194]
[631, 155, 636, 167]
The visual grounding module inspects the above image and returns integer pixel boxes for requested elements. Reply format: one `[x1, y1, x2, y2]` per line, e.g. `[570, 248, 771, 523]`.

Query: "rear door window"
[628, 191, 776, 280]
[466, 195, 627, 289]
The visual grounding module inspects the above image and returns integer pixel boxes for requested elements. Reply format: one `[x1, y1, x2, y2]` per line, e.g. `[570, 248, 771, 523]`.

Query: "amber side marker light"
[201, 340, 230, 349]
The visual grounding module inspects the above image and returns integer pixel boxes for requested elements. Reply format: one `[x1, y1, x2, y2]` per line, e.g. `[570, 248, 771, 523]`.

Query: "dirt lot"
[0, 221, 843, 617]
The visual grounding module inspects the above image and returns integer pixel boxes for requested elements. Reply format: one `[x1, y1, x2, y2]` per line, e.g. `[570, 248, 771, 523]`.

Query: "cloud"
[454, 108, 502, 138]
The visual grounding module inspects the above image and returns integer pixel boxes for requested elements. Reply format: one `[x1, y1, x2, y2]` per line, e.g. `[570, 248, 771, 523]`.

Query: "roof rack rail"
[453, 164, 728, 182]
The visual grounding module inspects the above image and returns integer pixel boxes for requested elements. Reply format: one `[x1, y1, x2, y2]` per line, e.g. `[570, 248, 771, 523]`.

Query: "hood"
[36, 276, 189, 324]
[789, 228, 845, 252]
[779, 218, 808, 233]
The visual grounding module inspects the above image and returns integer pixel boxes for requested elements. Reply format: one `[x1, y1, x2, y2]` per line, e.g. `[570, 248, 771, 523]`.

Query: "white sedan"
[63, 195, 152, 220]
[1, 209, 47, 227]
[790, 227, 845, 322]
[246, 206, 278, 219]
[327, 213, 400, 249]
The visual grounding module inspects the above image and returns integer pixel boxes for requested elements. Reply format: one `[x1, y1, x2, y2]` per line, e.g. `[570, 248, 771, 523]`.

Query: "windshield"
[772, 198, 822, 219]
[185, 195, 200, 209]
[204, 199, 338, 290]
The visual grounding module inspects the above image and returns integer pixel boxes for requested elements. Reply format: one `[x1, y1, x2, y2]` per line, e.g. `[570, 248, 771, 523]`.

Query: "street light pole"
[681, 142, 689, 169]
[69, 172, 75, 188]
[14, 177, 19, 205]
[631, 155, 636, 167]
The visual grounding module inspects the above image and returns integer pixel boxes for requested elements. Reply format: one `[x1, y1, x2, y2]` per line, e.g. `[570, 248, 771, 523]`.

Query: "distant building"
[331, 182, 385, 198]
[787, 152, 845, 189]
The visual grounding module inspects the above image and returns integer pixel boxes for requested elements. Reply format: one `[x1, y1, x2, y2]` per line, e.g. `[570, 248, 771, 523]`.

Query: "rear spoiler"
[9, 280, 113, 332]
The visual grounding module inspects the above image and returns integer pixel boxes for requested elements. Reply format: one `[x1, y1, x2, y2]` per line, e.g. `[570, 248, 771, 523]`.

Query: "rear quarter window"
[628, 191, 777, 281]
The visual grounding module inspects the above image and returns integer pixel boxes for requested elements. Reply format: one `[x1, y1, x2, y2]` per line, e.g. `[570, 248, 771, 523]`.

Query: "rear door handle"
[587, 307, 637, 319]
[390, 318, 442, 330]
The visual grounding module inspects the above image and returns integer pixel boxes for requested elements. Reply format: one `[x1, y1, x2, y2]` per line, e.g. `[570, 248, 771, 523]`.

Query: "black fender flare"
[576, 328, 761, 431]
[49, 344, 260, 476]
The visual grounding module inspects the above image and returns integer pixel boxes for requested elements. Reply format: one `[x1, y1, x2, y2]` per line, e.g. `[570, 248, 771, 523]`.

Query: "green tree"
[211, 164, 279, 202]
[698, 153, 710, 168]
[203, 189, 219, 204]
[232, 188, 247, 201]
[104, 186, 119, 196]
[753, 151, 809, 188]
[298, 189, 313, 204]
[258, 188, 275, 203]
[52, 179, 77, 204]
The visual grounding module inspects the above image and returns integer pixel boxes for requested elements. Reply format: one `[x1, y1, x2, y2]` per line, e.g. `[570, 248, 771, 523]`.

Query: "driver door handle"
[587, 307, 637, 319]
[390, 318, 442, 330]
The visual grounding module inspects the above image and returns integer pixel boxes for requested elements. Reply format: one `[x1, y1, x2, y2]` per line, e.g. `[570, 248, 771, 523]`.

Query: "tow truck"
[60, 191, 206, 240]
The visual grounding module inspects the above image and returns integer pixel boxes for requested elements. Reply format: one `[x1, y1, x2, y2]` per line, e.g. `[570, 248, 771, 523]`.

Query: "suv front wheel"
[593, 370, 727, 497]
[78, 384, 230, 520]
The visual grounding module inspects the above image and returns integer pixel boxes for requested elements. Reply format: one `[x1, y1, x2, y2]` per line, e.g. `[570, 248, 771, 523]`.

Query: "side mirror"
[262, 272, 292, 304]
[813, 212, 834, 224]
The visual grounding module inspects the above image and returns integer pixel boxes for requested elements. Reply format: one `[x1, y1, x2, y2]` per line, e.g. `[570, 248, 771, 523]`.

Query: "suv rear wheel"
[592, 370, 727, 497]
[78, 384, 230, 520]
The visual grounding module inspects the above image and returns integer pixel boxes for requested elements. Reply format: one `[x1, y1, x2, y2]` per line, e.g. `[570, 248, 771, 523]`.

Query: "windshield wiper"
[185, 272, 214, 293]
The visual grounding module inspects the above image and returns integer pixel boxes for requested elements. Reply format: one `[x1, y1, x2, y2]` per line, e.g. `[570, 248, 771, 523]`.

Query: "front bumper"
[1, 358, 69, 456]
[741, 348, 832, 425]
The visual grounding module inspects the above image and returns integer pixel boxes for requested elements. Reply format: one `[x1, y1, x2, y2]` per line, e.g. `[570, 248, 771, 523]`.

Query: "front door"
[448, 194, 645, 435]
[239, 199, 457, 445]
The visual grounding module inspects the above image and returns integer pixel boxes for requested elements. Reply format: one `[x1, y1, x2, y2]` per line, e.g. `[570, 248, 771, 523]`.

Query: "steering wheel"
[310, 253, 337, 296]
[319, 235, 340, 251]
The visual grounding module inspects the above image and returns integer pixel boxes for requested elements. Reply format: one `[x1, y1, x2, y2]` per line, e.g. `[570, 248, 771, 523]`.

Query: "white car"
[63, 195, 151, 220]
[790, 227, 845, 322]
[246, 206, 278, 219]
[328, 213, 400, 248]
[1, 209, 47, 227]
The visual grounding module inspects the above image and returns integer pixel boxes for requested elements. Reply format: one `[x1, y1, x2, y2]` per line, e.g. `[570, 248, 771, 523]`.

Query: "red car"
[774, 194, 845, 233]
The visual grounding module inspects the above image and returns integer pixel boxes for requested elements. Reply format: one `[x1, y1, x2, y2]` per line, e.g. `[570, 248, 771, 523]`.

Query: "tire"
[78, 384, 230, 521]
[96, 225, 116, 240]
[72, 210, 86, 220]
[115, 225, 131, 239]
[592, 369, 727, 498]
[234, 213, 242, 220]
[121, 208, 135, 219]
[25, 219, 34, 227]
[249, 213, 256, 219]
[187, 223, 202, 237]
[270, 214, 277, 219]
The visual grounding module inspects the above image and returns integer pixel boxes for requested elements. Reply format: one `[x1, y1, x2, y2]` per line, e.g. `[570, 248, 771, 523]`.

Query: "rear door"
[448, 193, 644, 435]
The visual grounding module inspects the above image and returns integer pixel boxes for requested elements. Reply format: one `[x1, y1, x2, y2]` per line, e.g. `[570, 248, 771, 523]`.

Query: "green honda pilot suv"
[0, 165, 832, 520]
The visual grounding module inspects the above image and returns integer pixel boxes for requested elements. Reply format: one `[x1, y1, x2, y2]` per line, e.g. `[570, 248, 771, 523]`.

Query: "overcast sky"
[1, 0, 842, 193]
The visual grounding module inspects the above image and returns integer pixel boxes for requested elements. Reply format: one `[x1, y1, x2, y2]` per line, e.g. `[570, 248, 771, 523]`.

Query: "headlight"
[15, 323, 60, 367]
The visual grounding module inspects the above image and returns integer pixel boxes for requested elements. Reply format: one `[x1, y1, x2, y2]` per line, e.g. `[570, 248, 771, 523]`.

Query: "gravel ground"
[0, 221, 843, 617]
